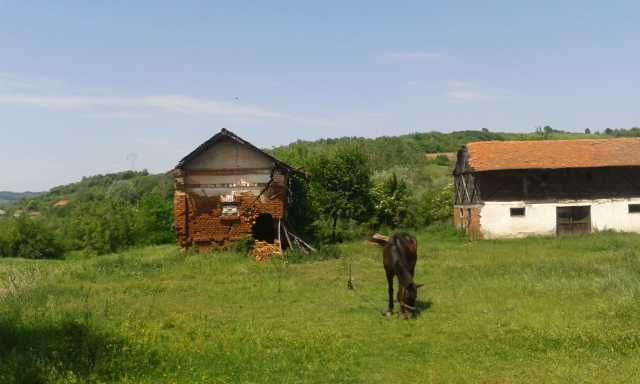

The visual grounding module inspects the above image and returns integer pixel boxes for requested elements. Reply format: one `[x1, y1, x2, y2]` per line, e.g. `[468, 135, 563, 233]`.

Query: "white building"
[453, 138, 640, 238]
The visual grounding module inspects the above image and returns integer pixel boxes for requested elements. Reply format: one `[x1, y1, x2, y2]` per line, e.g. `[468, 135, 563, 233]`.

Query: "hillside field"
[2, 229, 640, 383]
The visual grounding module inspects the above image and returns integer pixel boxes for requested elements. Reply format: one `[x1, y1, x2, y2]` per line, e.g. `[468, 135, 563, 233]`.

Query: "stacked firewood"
[252, 240, 282, 261]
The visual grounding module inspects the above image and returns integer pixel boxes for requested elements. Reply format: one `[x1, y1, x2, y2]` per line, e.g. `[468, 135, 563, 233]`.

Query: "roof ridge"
[467, 137, 640, 146]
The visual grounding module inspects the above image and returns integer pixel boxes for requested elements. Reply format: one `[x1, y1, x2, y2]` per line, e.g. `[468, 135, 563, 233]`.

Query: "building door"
[556, 206, 591, 235]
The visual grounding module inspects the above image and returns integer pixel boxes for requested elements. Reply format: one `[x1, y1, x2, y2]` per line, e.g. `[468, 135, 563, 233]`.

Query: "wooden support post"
[283, 223, 293, 250]
[277, 219, 283, 255]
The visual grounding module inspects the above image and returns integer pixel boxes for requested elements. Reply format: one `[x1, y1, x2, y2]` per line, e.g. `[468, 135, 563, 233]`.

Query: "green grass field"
[2, 228, 640, 383]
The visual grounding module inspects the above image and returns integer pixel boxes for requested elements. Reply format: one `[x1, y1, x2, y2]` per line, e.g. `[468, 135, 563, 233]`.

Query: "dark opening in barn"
[252, 213, 276, 243]
[556, 206, 592, 235]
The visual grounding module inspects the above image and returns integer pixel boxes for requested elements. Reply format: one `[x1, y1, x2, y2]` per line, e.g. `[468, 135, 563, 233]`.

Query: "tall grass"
[2, 231, 640, 383]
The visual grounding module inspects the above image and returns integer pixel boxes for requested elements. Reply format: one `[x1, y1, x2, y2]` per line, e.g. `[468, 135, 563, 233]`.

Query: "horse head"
[400, 283, 424, 316]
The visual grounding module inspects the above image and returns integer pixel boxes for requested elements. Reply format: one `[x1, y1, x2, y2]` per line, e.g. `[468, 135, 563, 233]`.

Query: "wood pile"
[252, 240, 282, 261]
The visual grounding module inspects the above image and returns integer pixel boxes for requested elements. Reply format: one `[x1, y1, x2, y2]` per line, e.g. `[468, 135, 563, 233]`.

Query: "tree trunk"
[332, 213, 338, 243]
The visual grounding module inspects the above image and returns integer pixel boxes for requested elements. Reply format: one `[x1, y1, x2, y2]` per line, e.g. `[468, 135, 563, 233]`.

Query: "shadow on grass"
[380, 300, 433, 320]
[0, 318, 138, 383]
[414, 300, 433, 318]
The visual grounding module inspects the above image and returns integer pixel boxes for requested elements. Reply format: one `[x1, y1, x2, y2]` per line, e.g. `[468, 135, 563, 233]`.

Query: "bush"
[286, 244, 342, 264]
[415, 183, 454, 226]
[67, 201, 135, 255]
[0, 218, 63, 259]
[228, 235, 254, 255]
[371, 173, 409, 228]
[433, 154, 451, 166]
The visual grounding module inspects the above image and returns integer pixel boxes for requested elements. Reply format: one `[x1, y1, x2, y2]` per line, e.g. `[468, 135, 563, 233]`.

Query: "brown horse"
[383, 233, 422, 318]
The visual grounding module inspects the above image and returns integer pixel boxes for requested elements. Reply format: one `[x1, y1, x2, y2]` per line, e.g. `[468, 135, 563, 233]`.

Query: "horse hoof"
[384, 311, 393, 318]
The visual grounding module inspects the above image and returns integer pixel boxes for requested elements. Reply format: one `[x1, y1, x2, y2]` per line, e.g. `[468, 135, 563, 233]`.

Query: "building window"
[222, 204, 239, 216]
[629, 204, 640, 214]
[510, 207, 526, 217]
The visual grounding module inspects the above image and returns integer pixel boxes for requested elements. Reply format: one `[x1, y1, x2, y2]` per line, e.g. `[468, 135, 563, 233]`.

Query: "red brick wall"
[453, 206, 483, 239]
[173, 182, 287, 250]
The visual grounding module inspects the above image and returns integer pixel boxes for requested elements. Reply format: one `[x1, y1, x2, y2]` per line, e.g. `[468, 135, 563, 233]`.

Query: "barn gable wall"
[174, 133, 292, 252]
[183, 137, 275, 170]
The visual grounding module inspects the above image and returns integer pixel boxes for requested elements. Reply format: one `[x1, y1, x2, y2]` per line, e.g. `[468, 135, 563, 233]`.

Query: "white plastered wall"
[479, 198, 640, 238]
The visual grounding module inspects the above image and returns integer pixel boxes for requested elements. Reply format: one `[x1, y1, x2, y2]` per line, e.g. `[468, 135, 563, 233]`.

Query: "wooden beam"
[277, 219, 284, 261]
[185, 168, 272, 176]
[282, 223, 293, 250]
[460, 174, 472, 204]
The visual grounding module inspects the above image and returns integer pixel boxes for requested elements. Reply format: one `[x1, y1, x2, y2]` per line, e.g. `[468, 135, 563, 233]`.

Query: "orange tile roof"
[466, 138, 640, 172]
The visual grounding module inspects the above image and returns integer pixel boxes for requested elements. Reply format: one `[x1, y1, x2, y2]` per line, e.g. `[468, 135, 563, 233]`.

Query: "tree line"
[0, 171, 174, 259]
[5, 127, 637, 259]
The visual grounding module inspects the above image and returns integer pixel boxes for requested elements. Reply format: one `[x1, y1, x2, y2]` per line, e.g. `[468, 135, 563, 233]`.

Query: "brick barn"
[173, 128, 304, 253]
[453, 138, 640, 239]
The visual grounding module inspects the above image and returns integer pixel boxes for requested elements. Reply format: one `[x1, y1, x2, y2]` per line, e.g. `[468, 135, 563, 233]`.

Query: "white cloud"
[0, 94, 283, 119]
[383, 52, 450, 64]
[0, 72, 66, 92]
[141, 95, 283, 119]
[446, 81, 512, 103]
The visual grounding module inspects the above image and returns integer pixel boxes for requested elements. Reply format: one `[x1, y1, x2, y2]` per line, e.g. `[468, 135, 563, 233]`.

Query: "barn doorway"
[556, 206, 591, 235]
[252, 214, 276, 243]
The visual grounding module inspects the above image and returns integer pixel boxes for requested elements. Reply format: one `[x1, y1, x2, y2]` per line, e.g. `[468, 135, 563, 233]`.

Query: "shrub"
[416, 183, 454, 226]
[0, 218, 63, 259]
[433, 154, 451, 166]
[67, 201, 135, 255]
[228, 235, 254, 255]
[371, 173, 409, 228]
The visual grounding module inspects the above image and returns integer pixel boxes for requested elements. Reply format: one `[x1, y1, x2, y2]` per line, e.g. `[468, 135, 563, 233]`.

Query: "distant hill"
[0, 191, 42, 205]
[270, 129, 603, 172]
[11, 170, 173, 212]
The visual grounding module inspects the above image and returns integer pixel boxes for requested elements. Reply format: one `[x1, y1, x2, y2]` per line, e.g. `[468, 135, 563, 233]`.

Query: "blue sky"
[1, 1, 639, 191]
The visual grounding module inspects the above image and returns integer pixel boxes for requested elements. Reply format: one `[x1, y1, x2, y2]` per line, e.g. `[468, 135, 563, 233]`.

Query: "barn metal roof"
[464, 138, 640, 172]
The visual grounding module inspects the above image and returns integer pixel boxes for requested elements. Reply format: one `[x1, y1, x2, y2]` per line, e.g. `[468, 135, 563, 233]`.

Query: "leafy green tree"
[134, 193, 174, 245]
[371, 173, 409, 228]
[284, 174, 316, 239]
[308, 144, 373, 242]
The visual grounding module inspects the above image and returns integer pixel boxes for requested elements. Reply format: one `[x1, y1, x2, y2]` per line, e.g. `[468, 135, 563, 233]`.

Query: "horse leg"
[397, 285, 405, 316]
[386, 271, 394, 316]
